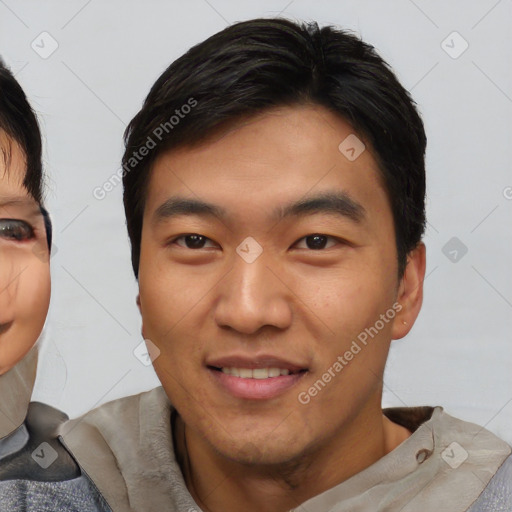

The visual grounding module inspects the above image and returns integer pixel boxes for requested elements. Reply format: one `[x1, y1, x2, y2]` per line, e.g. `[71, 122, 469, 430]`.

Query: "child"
[0, 57, 111, 511]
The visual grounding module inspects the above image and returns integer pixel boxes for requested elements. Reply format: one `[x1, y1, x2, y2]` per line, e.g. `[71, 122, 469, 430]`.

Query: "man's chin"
[205, 428, 311, 468]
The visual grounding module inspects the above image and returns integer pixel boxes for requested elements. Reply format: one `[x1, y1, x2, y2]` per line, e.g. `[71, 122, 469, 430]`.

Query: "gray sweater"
[0, 402, 111, 512]
[0, 477, 110, 512]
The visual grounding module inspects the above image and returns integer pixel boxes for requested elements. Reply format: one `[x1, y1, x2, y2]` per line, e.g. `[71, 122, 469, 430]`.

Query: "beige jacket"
[61, 387, 198, 512]
[0, 345, 38, 441]
[60, 386, 512, 512]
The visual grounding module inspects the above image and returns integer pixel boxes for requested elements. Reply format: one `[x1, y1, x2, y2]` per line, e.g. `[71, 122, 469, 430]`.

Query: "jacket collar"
[0, 344, 38, 439]
[63, 392, 512, 512]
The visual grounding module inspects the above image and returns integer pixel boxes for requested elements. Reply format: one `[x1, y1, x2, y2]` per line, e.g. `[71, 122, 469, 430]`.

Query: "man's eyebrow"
[153, 191, 366, 224]
[277, 192, 366, 223]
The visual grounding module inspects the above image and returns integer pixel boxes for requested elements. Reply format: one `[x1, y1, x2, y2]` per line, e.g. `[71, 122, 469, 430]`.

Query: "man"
[0, 57, 111, 511]
[62, 18, 511, 511]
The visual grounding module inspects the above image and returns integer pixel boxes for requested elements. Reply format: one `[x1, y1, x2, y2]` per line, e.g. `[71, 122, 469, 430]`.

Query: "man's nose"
[212, 251, 293, 335]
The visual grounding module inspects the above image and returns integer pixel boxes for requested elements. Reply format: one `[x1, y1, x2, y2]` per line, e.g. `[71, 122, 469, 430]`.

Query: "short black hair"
[122, 18, 426, 279]
[0, 56, 44, 204]
[0, 57, 51, 250]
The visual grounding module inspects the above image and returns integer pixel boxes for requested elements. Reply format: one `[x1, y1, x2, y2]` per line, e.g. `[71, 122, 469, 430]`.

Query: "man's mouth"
[206, 356, 309, 399]
[210, 366, 306, 379]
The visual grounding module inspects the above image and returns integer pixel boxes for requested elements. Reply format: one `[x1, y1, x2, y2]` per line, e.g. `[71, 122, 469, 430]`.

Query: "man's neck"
[174, 405, 412, 512]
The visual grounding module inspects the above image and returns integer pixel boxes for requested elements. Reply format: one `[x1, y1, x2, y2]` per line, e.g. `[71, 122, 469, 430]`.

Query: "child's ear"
[392, 242, 426, 340]
[136, 294, 141, 313]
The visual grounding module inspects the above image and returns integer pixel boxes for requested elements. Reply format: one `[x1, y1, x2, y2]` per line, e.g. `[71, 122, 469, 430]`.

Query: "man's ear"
[136, 294, 147, 338]
[392, 242, 426, 340]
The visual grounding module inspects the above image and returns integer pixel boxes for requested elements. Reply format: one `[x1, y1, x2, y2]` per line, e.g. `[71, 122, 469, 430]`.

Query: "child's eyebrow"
[154, 191, 366, 225]
[0, 196, 42, 217]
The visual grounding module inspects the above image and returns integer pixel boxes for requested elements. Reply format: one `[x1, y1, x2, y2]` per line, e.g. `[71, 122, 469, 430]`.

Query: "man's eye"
[0, 219, 35, 241]
[294, 234, 339, 250]
[172, 234, 217, 249]
[171, 234, 341, 251]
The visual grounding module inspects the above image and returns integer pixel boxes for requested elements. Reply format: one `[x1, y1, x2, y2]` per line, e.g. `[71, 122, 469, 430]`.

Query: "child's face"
[0, 133, 51, 375]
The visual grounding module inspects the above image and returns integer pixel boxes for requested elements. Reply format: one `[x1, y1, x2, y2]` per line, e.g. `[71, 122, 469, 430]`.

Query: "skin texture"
[137, 105, 426, 512]
[0, 132, 50, 375]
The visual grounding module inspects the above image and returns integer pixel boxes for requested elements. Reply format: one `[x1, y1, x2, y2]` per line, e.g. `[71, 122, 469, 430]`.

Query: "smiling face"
[138, 104, 422, 466]
[0, 132, 50, 375]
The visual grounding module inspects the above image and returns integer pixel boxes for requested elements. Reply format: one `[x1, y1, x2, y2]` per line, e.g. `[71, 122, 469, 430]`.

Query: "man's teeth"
[221, 367, 290, 379]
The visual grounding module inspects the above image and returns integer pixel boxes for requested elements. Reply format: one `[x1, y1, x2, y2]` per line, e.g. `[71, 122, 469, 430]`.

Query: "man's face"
[138, 105, 409, 464]
[0, 134, 50, 375]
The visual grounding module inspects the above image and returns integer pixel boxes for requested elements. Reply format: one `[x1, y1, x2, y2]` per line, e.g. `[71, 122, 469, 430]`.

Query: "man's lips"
[206, 354, 308, 373]
[206, 354, 309, 400]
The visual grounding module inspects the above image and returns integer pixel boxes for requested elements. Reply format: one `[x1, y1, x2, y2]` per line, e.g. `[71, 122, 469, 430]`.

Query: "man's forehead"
[144, 104, 387, 224]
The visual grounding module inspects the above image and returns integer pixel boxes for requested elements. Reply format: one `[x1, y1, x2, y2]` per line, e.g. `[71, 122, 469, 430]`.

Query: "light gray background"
[1, 0, 511, 444]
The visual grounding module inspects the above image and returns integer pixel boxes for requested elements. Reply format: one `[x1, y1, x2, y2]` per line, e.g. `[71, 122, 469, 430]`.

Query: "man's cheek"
[151, 332, 196, 375]
[153, 355, 206, 417]
[141, 301, 177, 341]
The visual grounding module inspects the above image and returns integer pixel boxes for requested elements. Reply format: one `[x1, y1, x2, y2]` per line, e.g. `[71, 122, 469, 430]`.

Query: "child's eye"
[0, 219, 35, 242]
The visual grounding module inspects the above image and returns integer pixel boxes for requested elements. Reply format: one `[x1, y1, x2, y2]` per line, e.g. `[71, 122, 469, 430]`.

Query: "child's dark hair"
[0, 57, 51, 249]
